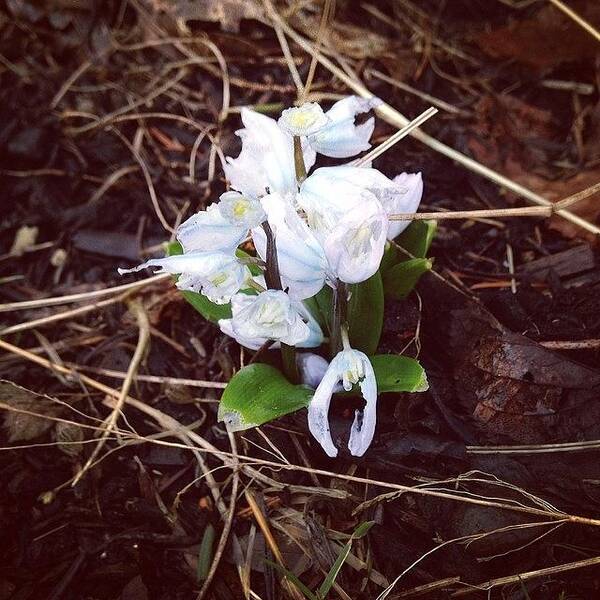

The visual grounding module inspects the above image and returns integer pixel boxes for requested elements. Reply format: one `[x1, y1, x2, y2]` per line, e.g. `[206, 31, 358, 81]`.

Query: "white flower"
[224, 108, 316, 199]
[221, 290, 323, 348]
[310, 167, 423, 240]
[218, 191, 266, 229]
[309, 96, 379, 158]
[251, 193, 330, 299]
[177, 203, 247, 253]
[323, 202, 388, 284]
[308, 347, 378, 457]
[118, 252, 248, 305]
[298, 168, 389, 284]
[278, 102, 330, 137]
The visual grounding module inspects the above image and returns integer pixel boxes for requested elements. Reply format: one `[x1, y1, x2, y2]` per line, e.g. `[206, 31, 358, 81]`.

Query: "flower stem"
[330, 280, 348, 357]
[260, 221, 299, 383]
[293, 136, 307, 183]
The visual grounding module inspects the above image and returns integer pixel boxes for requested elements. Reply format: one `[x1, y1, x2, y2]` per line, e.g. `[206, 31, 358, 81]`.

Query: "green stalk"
[293, 136, 307, 183]
[330, 280, 348, 357]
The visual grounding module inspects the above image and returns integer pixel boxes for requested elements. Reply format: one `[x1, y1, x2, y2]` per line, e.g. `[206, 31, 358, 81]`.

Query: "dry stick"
[0, 273, 168, 313]
[548, 0, 600, 43]
[268, 7, 600, 236]
[353, 106, 438, 166]
[539, 338, 600, 349]
[64, 364, 227, 389]
[72, 300, 150, 486]
[0, 294, 124, 337]
[4, 339, 600, 527]
[450, 554, 600, 597]
[467, 438, 600, 455]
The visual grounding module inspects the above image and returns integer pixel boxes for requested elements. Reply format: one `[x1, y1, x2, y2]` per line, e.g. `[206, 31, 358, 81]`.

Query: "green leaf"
[383, 258, 432, 299]
[395, 220, 437, 258]
[318, 522, 374, 599]
[266, 560, 318, 600]
[379, 242, 399, 276]
[196, 524, 215, 582]
[348, 272, 384, 356]
[218, 364, 313, 431]
[304, 285, 333, 334]
[370, 355, 429, 393]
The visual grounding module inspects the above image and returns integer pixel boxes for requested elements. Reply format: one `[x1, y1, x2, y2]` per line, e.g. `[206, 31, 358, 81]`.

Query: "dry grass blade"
[0, 274, 168, 313]
[72, 300, 150, 485]
[450, 554, 600, 597]
[548, 0, 600, 43]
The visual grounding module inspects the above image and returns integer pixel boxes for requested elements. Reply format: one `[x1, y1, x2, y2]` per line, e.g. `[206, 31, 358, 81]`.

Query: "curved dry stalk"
[72, 300, 150, 486]
[0, 273, 168, 313]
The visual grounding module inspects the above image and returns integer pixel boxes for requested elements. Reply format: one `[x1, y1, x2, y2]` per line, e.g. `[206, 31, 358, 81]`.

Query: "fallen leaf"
[476, 2, 600, 71]
[0, 380, 62, 442]
[151, 0, 264, 33]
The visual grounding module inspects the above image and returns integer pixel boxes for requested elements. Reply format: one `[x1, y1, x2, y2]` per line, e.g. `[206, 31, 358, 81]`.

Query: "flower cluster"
[120, 97, 423, 457]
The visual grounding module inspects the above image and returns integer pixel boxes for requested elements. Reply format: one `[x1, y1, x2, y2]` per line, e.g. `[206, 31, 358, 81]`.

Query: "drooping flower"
[307, 346, 378, 457]
[308, 166, 423, 240]
[278, 103, 330, 137]
[309, 96, 379, 158]
[118, 252, 249, 304]
[279, 97, 379, 158]
[219, 290, 323, 349]
[298, 167, 389, 284]
[224, 108, 316, 199]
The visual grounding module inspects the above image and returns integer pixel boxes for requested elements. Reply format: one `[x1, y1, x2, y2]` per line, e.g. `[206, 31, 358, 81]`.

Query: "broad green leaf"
[348, 272, 384, 356]
[318, 522, 374, 599]
[266, 560, 318, 600]
[395, 220, 437, 258]
[304, 285, 333, 334]
[379, 242, 399, 276]
[218, 364, 313, 431]
[196, 524, 215, 582]
[370, 355, 429, 393]
[383, 258, 432, 299]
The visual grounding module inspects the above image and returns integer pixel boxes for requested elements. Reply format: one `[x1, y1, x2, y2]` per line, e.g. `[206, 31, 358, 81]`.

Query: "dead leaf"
[476, 2, 600, 71]
[151, 0, 264, 33]
[9, 225, 38, 256]
[0, 380, 62, 442]
[507, 168, 600, 241]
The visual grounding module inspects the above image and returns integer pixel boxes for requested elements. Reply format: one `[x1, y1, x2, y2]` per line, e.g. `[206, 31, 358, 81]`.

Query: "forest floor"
[1, 1, 600, 598]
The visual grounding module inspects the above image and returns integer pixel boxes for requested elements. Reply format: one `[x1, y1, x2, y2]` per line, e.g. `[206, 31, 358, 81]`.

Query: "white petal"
[387, 172, 424, 239]
[323, 202, 388, 284]
[279, 103, 330, 137]
[297, 353, 330, 389]
[224, 108, 313, 198]
[307, 363, 341, 457]
[177, 204, 246, 253]
[119, 252, 247, 304]
[348, 355, 378, 456]
[308, 96, 379, 158]
[252, 194, 328, 300]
